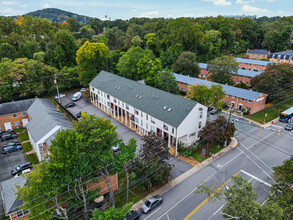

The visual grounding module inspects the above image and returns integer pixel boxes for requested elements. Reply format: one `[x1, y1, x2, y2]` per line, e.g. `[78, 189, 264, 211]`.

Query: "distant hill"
[24, 8, 91, 24]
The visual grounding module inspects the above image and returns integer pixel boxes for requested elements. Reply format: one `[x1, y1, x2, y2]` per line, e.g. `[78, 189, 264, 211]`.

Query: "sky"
[0, 0, 292, 19]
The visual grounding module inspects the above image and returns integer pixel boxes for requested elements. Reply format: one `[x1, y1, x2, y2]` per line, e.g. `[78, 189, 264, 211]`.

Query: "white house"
[89, 71, 208, 156]
[26, 99, 72, 161]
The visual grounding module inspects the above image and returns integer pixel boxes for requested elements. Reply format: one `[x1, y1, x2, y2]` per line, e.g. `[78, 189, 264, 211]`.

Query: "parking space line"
[143, 207, 162, 220]
[240, 170, 272, 187]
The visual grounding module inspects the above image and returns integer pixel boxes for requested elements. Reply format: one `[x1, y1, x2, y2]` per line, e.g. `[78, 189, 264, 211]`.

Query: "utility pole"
[222, 106, 232, 147]
[54, 74, 61, 103]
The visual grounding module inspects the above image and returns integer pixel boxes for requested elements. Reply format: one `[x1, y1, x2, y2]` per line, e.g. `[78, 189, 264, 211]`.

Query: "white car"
[14, 168, 31, 178]
[80, 88, 86, 92]
[112, 141, 127, 152]
[55, 94, 65, 99]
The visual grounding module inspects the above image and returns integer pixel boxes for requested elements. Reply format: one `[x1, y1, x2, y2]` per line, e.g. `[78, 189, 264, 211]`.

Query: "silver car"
[141, 195, 163, 214]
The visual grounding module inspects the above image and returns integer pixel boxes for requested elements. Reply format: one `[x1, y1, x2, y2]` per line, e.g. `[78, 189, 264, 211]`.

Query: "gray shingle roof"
[236, 69, 262, 77]
[0, 176, 26, 215]
[26, 99, 72, 143]
[247, 49, 269, 55]
[0, 99, 35, 116]
[174, 73, 265, 101]
[269, 50, 293, 60]
[89, 71, 198, 128]
[235, 58, 271, 66]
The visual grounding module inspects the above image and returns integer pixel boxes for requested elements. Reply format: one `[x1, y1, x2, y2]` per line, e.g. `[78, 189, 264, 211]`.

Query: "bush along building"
[198, 63, 262, 86]
[269, 50, 293, 64]
[89, 71, 208, 156]
[246, 49, 270, 60]
[174, 73, 267, 115]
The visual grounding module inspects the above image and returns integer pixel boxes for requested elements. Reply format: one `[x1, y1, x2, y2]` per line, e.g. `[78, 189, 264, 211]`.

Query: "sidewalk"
[131, 137, 238, 211]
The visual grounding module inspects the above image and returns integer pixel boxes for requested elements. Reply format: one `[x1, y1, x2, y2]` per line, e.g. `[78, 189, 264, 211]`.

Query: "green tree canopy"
[172, 51, 200, 77]
[0, 43, 16, 60]
[149, 69, 179, 94]
[160, 48, 176, 69]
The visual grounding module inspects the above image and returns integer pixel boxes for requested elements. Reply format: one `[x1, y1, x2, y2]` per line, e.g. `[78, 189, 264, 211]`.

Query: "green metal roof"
[89, 71, 198, 128]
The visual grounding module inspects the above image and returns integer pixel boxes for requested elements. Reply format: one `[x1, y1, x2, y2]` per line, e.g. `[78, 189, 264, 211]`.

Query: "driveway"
[58, 90, 193, 180]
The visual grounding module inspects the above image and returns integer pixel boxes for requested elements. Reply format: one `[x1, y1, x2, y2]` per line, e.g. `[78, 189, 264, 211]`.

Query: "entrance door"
[4, 122, 12, 131]
[22, 119, 29, 127]
[238, 105, 242, 111]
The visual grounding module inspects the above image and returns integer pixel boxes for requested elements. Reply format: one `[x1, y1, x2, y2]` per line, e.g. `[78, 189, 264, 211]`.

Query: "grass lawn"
[25, 153, 39, 164]
[22, 142, 32, 153]
[14, 128, 24, 133]
[246, 97, 293, 124]
[192, 145, 222, 162]
[18, 132, 29, 142]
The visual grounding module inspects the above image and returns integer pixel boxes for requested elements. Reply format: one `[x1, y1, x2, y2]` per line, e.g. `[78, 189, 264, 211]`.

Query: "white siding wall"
[27, 129, 39, 159]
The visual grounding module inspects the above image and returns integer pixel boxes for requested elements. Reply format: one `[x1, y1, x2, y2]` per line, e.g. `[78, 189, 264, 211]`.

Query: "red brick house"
[269, 50, 293, 64]
[235, 58, 270, 72]
[174, 73, 267, 114]
[246, 49, 270, 60]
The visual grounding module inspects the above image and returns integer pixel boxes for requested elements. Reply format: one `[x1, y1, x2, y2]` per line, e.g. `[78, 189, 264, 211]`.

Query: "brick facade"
[177, 82, 266, 114]
[9, 211, 28, 220]
[238, 62, 266, 72]
[246, 49, 270, 60]
[88, 174, 118, 195]
[0, 111, 28, 132]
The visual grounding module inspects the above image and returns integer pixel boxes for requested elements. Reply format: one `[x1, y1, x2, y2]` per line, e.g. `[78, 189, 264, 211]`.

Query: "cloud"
[20, 4, 27, 8]
[236, 0, 249, 4]
[140, 11, 159, 17]
[0, 7, 20, 15]
[241, 5, 269, 13]
[2, 1, 17, 5]
[204, 0, 232, 6]
[41, 3, 51, 8]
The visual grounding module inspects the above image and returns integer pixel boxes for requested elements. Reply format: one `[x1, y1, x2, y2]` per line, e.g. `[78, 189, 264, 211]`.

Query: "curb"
[131, 137, 238, 211]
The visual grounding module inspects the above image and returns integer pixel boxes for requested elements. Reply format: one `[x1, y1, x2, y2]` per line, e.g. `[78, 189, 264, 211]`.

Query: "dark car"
[123, 210, 140, 220]
[76, 111, 86, 118]
[3, 144, 22, 154]
[11, 162, 32, 176]
[285, 123, 293, 131]
[3, 141, 21, 147]
[141, 195, 163, 214]
[1, 132, 17, 141]
[65, 102, 76, 108]
[0, 130, 16, 137]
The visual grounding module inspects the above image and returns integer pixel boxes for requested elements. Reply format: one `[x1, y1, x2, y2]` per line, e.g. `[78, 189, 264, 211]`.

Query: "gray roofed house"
[236, 69, 262, 78]
[0, 176, 26, 217]
[0, 99, 35, 116]
[235, 58, 271, 66]
[90, 71, 198, 128]
[247, 49, 269, 55]
[173, 73, 265, 101]
[269, 50, 293, 60]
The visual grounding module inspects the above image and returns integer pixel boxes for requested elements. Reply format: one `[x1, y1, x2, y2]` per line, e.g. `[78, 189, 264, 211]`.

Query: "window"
[107, 95, 110, 99]
[92, 87, 94, 91]
[22, 112, 26, 116]
[114, 99, 117, 103]
[135, 110, 139, 115]
[126, 104, 129, 110]
[198, 131, 201, 139]
[248, 100, 252, 103]
[200, 111, 203, 119]
[232, 96, 235, 99]
[122, 103, 124, 108]
[226, 95, 229, 97]
[141, 111, 143, 117]
[141, 120, 143, 126]
[146, 123, 148, 129]
[15, 122, 19, 127]
[241, 98, 244, 101]
[151, 117, 155, 124]
[13, 114, 17, 118]
[17, 210, 29, 218]
[172, 127, 174, 134]
[146, 114, 148, 120]
[198, 122, 202, 129]
[163, 124, 168, 131]
[151, 126, 155, 132]
[118, 101, 120, 105]
[135, 117, 139, 123]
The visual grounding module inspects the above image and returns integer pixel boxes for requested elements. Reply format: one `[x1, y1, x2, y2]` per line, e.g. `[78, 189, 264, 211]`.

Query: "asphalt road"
[138, 117, 293, 220]
[58, 91, 193, 180]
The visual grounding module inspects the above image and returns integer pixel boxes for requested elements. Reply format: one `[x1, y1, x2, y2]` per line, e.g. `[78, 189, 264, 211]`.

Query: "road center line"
[184, 170, 241, 220]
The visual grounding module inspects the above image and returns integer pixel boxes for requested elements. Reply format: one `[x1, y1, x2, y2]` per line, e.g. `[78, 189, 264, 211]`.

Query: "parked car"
[65, 102, 76, 108]
[123, 210, 140, 220]
[80, 88, 86, 92]
[72, 92, 82, 101]
[3, 141, 21, 147]
[0, 130, 16, 137]
[210, 109, 217, 115]
[141, 195, 163, 214]
[76, 111, 83, 118]
[11, 162, 32, 176]
[285, 123, 293, 131]
[231, 118, 239, 124]
[1, 132, 17, 141]
[55, 94, 65, 99]
[3, 144, 22, 154]
[14, 168, 31, 178]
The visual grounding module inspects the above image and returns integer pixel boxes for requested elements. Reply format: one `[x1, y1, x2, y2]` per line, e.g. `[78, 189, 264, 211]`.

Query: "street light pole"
[54, 74, 60, 103]
[223, 106, 232, 147]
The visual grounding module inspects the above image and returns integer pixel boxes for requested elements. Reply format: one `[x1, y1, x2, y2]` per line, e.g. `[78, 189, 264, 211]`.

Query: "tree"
[124, 23, 146, 49]
[235, 82, 249, 90]
[172, 52, 200, 77]
[145, 33, 161, 57]
[200, 115, 235, 147]
[160, 48, 176, 69]
[104, 27, 125, 50]
[0, 43, 16, 60]
[117, 46, 155, 80]
[17, 40, 40, 59]
[187, 84, 224, 110]
[251, 63, 293, 103]
[131, 132, 172, 191]
[106, 50, 123, 74]
[33, 51, 46, 62]
[137, 56, 162, 82]
[207, 55, 238, 85]
[91, 203, 132, 220]
[76, 41, 109, 86]
[66, 18, 81, 32]
[149, 69, 179, 94]
[58, 66, 80, 90]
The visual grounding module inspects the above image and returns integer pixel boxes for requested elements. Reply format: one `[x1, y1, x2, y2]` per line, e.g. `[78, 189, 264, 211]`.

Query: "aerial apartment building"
[269, 50, 293, 64]
[89, 71, 208, 156]
[246, 49, 270, 60]
[174, 73, 267, 115]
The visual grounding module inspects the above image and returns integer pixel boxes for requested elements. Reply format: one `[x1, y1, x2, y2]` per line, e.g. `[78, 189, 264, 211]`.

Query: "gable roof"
[236, 69, 262, 77]
[247, 49, 269, 55]
[0, 176, 26, 215]
[235, 58, 271, 66]
[174, 73, 265, 101]
[26, 99, 72, 143]
[269, 50, 293, 60]
[89, 71, 198, 128]
[0, 99, 35, 116]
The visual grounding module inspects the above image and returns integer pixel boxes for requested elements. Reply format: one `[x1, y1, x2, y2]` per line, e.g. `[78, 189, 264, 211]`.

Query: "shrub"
[22, 142, 32, 153]
[14, 128, 24, 133]
[25, 153, 39, 165]
[18, 132, 29, 142]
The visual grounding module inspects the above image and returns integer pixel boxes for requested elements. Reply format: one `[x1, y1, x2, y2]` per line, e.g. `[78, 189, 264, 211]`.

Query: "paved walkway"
[131, 137, 238, 211]
[177, 155, 199, 166]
